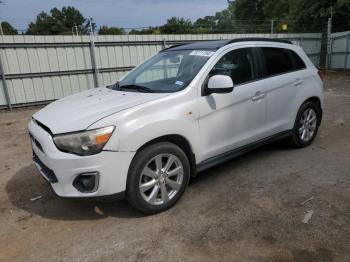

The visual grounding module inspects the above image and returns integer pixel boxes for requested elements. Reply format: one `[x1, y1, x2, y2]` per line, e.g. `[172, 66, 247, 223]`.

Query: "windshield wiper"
[108, 81, 120, 90]
[119, 84, 153, 93]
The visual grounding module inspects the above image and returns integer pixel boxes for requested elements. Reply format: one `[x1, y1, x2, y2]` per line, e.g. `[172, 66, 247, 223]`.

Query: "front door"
[198, 47, 268, 162]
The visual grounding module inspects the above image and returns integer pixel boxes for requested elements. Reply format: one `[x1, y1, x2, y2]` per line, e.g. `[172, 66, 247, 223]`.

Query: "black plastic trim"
[227, 38, 293, 45]
[60, 191, 126, 202]
[33, 151, 58, 183]
[196, 130, 292, 173]
[33, 118, 53, 135]
[73, 172, 100, 193]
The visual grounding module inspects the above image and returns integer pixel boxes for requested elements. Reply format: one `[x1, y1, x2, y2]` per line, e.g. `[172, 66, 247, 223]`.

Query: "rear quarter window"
[288, 50, 306, 70]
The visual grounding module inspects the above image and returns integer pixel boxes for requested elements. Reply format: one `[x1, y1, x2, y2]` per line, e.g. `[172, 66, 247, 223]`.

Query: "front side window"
[209, 48, 255, 85]
[116, 49, 213, 93]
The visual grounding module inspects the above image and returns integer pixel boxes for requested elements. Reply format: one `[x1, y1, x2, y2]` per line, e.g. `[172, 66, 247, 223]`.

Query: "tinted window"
[210, 48, 255, 85]
[288, 50, 306, 70]
[261, 47, 294, 77]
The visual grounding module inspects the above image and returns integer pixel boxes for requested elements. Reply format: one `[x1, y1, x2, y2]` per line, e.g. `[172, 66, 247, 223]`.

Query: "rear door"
[258, 46, 307, 134]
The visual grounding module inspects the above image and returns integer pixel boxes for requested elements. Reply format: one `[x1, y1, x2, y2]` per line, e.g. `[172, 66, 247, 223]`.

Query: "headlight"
[53, 126, 115, 156]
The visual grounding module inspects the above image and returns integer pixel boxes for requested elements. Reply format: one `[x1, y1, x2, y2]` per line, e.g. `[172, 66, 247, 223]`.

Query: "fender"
[88, 87, 201, 160]
[287, 74, 324, 130]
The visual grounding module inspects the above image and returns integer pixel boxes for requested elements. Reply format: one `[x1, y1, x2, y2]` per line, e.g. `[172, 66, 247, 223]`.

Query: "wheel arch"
[134, 134, 197, 177]
[302, 96, 323, 125]
[125, 134, 197, 181]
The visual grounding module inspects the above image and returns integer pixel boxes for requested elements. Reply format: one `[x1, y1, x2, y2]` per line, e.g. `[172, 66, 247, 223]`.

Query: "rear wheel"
[291, 101, 321, 147]
[126, 142, 190, 214]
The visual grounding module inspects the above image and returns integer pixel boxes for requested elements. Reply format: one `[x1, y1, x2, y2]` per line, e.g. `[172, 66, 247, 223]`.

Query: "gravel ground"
[0, 71, 349, 262]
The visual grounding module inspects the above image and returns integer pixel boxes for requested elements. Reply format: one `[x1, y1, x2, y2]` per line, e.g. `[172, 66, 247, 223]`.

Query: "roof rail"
[160, 37, 293, 52]
[161, 44, 185, 52]
[226, 38, 293, 45]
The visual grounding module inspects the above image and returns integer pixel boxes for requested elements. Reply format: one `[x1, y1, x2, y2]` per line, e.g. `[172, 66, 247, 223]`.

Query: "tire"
[126, 142, 190, 214]
[291, 101, 321, 148]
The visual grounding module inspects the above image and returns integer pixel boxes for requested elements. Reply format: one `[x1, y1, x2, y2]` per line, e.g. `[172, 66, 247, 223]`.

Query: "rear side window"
[210, 48, 256, 85]
[261, 47, 294, 77]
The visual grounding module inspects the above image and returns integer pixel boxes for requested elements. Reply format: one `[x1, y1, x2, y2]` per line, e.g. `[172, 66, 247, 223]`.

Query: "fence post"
[0, 50, 12, 110]
[0, 21, 3, 35]
[327, 17, 332, 69]
[344, 33, 350, 69]
[162, 39, 167, 49]
[89, 40, 100, 88]
[270, 20, 274, 36]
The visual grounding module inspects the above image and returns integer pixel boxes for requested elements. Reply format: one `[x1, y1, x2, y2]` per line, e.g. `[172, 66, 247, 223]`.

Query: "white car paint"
[33, 87, 169, 134]
[28, 40, 323, 198]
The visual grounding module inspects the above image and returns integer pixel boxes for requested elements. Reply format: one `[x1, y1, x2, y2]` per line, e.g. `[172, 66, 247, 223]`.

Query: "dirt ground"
[0, 71, 349, 262]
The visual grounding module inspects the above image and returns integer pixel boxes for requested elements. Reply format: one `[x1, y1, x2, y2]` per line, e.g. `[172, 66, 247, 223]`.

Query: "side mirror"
[206, 75, 234, 95]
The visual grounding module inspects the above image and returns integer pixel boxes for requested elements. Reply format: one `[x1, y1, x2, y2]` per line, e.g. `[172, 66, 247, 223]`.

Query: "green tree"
[98, 26, 125, 35]
[232, 0, 270, 32]
[288, 0, 350, 32]
[332, 0, 350, 32]
[129, 27, 161, 35]
[262, 0, 290, 20]
[214, 8, 236, 32]
[27, 6, 95, 35]
[160, 17, 193, 34]
[193, 16, 217, 33]
[1, 21, 18, 35]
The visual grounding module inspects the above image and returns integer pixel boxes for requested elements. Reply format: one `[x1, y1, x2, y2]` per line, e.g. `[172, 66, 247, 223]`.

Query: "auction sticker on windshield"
[189, 50, 215, 57]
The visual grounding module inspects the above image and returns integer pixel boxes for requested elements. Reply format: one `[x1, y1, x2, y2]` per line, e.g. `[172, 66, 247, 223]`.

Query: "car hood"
[33, 87, 169, 134]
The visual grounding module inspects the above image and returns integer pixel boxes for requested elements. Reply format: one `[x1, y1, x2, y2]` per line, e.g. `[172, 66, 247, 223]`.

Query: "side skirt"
[196, 130, 292, 173]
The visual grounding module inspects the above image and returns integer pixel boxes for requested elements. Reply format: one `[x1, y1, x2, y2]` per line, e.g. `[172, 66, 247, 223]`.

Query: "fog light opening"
[73, 172, 99, 193]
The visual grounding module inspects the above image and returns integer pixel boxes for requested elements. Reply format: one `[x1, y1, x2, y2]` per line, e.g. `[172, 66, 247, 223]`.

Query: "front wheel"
[126, 142, 190, 214]
[291, 101, 321, 148]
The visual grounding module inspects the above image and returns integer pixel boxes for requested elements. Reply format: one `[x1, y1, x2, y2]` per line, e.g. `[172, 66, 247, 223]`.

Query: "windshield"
[115, 49, 214, 93]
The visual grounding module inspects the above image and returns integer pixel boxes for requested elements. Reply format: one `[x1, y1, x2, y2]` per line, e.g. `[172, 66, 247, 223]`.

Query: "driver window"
[209, 48, 255, 85]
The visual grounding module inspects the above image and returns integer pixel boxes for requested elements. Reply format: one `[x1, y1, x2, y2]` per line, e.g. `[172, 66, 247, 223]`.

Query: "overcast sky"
[0, 0, 228, 32]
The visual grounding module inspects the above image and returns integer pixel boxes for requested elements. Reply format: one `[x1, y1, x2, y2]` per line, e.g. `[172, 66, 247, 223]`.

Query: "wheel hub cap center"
[159, 171, 166, 183]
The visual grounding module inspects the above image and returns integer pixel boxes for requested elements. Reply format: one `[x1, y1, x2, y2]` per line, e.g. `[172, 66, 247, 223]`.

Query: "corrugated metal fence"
[0, 33, 323, 109]
[329, 31, 350, 69]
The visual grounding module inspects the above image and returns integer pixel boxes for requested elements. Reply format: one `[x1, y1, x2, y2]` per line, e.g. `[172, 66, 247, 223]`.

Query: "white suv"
[28, 38, 323, 214]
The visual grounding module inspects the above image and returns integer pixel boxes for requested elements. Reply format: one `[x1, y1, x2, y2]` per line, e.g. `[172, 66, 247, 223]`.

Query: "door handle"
[252, 91, 266, 101]
[294, 79, 303, 86]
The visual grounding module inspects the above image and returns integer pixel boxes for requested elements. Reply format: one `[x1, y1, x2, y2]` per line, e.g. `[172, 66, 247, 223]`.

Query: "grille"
[32, 151, 58, 183]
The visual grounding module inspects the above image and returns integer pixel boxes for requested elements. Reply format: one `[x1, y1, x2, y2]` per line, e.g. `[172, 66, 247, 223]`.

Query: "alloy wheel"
[299, 108, 317, 142]
[139, 154, 184, 205]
